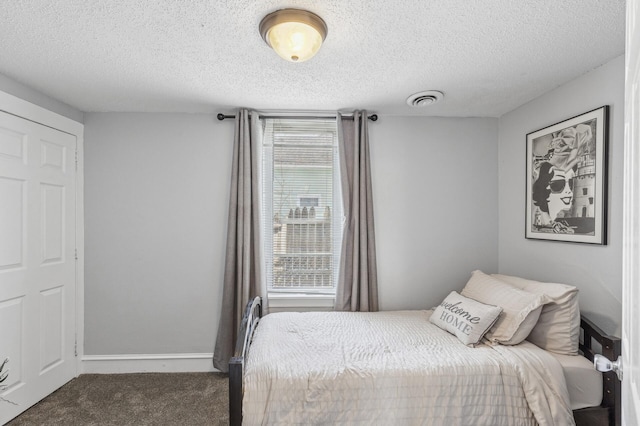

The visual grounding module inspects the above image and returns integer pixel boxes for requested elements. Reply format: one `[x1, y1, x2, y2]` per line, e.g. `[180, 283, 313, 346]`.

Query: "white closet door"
[0, 111, 77, 423]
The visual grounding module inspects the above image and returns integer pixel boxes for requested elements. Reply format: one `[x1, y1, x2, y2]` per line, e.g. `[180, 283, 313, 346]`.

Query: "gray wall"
[373, 117, 499, 311]
[0, 72, 84, 123]
[83, 113, 499, 355]
[84, 113, 233, 354]
[497, 55, 624, 335]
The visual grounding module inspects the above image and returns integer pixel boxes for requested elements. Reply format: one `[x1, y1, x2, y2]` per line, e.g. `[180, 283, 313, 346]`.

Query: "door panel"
[0, 297, 24, 391]
[41, 183, 65, 263]
[0, 177, 25, 270]
[40, 286, 64, 372]
[0, 111, 77, 424]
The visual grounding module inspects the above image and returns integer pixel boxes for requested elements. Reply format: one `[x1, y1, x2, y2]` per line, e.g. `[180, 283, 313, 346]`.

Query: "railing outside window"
[272, 206, 333, 289]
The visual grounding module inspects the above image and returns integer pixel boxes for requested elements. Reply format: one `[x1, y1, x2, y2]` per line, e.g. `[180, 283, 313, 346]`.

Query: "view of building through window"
[262, 118, 342, 293]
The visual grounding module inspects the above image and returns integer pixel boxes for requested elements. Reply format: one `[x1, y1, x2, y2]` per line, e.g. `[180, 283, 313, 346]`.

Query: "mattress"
[551, 351, 603, 410]
[243, 310, 575, 425]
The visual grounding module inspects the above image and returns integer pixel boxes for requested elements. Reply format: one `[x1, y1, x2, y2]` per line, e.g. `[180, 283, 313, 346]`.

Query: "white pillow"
[492, 273, 580, 355]
[430, 291, 503, 347]
[461, 270, 548, 345]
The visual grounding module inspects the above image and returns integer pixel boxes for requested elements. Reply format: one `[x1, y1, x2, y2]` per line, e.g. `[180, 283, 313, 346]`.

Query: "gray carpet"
[6, 373, 229, 425]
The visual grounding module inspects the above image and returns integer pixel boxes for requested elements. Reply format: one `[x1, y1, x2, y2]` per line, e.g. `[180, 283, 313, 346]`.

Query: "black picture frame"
[525, 106, 608, 244]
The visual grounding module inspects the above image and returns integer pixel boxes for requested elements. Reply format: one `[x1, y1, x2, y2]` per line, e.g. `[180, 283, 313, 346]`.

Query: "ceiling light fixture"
[259, 9, 328, 63]
[406, 90, 444, 107]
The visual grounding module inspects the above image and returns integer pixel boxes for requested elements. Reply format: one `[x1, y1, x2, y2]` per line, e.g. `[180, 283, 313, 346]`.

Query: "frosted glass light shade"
[260, 9, 328, 62]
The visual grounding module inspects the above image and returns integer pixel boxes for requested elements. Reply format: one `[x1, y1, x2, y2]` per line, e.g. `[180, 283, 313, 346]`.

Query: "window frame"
[261, 117, 343, 309]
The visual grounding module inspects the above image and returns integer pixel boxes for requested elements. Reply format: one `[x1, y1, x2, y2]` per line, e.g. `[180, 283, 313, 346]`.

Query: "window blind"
[262, 118, 342, 293]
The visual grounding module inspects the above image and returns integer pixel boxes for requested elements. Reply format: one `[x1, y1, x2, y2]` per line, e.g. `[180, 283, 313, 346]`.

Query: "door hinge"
[74, 248, 78, 260]
[75, 149, 78, 171]
[74, 340, 77, 357]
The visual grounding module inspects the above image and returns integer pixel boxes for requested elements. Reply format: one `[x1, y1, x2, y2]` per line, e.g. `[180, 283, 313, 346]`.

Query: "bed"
[228, 272, 621, 426]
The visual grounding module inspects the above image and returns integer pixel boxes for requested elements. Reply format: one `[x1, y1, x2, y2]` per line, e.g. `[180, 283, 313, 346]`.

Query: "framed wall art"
[525, 106, 609, 244]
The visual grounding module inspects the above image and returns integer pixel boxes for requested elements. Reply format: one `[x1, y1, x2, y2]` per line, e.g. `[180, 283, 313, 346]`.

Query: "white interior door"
[0, 110, 77, 423]
[623, 0, 640, 424]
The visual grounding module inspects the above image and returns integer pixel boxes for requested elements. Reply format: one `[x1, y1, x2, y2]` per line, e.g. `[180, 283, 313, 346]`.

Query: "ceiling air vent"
[406, 90, 444, 107]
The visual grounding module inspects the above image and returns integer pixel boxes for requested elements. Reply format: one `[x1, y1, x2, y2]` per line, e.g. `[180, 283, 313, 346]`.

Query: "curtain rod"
[216, 113, 378, 122]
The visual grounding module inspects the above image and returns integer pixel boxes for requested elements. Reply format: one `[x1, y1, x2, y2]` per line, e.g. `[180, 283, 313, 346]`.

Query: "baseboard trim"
[81, 353, 218, 374]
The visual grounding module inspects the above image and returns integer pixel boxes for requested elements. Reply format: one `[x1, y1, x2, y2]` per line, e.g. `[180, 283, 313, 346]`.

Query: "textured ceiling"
[0, 0, 626, 117]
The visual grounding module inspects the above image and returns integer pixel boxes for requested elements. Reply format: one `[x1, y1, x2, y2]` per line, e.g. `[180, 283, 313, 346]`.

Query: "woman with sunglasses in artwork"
[532, 161, 576, 233]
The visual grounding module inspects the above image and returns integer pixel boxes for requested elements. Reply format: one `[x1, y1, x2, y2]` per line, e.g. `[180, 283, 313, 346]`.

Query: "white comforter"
[243, 310, 575, 426]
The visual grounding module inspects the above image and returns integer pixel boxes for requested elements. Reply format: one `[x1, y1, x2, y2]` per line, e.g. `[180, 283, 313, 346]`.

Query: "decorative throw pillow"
[461, 270, 549, 345]
[492, 273, 580, 355]
[430, 291, 503, 347]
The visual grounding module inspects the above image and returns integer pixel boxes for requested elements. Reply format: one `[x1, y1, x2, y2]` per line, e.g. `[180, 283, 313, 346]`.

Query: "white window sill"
[268, 292, 335, 311]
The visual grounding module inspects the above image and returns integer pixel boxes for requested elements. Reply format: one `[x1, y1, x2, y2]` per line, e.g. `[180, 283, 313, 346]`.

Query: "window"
[262, 118, 342, 297]
[583, 188, 588, 196]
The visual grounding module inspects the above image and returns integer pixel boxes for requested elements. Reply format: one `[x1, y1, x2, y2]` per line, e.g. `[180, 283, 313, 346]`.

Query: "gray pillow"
[492, 273, 580, 355]
[461, 270, 549, 345]
[430, 291, 503, 347]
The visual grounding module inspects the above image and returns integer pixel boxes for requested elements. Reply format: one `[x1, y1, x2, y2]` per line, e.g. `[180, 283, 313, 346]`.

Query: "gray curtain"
[213, 109, 266, 372]
[335, 111, 379, 312]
